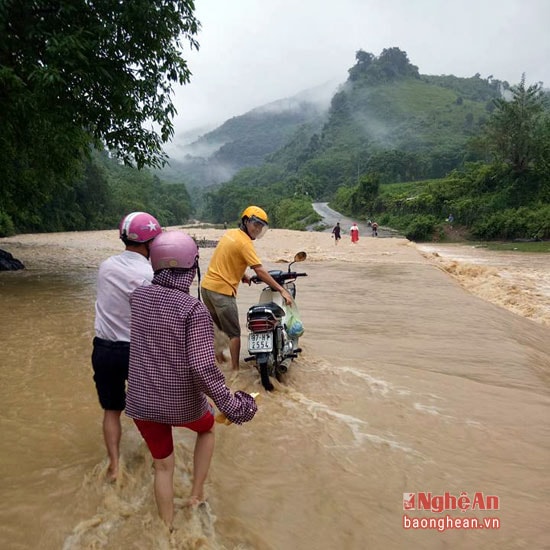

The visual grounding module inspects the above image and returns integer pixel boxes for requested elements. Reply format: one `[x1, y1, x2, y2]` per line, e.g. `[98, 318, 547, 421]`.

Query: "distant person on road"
[350, 222, 359, 244]
[332, 222, 342, 245]
[201, 206, 293, 371]
[126, 230, 258, 528]
[91, 211, 162, 482]
[371, 222, 379, 237]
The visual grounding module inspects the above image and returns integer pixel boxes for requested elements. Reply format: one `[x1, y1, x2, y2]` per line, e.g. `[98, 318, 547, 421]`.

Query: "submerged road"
[312, 202, 401, 238]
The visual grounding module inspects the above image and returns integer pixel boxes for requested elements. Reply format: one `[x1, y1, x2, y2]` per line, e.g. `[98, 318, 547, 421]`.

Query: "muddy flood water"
[0, 228, 549, 550]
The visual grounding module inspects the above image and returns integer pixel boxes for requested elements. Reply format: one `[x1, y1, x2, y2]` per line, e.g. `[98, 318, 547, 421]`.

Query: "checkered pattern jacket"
[126, 269, 257, 425]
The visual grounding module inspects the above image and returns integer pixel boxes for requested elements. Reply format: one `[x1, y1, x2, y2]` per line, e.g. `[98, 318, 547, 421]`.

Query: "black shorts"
[91, 337, 130, 411]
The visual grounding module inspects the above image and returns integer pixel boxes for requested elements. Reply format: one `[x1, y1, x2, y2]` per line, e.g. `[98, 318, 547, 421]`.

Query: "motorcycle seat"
[248, 302, 286, 319]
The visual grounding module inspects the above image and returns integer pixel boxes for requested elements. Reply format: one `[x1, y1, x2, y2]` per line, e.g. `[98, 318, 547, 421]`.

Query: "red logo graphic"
[403, 493, 415, 510]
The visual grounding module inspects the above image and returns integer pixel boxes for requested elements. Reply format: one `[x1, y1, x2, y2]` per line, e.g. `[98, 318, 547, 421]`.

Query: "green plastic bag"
[285, 302, 304, 337]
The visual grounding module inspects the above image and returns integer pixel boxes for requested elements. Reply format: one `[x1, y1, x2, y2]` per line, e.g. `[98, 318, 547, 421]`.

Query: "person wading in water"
[332, 222, 342, 245]
[91, 211, 162, 481]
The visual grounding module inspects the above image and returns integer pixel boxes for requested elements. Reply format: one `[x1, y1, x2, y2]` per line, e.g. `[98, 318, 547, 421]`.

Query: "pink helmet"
[119, 212, 162, 243]
[150, 231, 199, 271]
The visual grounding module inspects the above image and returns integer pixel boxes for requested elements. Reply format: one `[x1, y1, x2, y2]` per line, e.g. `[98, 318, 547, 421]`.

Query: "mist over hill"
[159, 47, 510, 206]
[159, 79, 339, 189]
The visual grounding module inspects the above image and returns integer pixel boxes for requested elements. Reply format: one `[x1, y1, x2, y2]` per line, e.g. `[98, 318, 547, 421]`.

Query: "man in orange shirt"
[201, 206, 293, 371]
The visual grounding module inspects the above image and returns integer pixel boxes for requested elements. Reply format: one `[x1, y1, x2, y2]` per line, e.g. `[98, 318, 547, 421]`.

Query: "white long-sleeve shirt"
[94, 250, 153, 342]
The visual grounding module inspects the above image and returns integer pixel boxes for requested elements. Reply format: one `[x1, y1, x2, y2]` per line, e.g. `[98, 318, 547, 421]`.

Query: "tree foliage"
[348, 47, 420, 82]
[347, 156, 550, 242]
[422, 73, 504, 102]
[483, 75, 548, 174]
[201, 167, 321, 229]
[1, 0, 199, 168]
[0, 0, 199, 234]
[0, 149, 193, 236]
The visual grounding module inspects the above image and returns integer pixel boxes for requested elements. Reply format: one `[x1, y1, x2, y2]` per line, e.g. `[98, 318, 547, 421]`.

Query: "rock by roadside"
[0, 248, 25, 271]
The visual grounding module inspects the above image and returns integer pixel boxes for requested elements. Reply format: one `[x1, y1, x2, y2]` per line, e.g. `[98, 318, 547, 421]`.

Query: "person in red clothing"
[126, 230, 258, 529]
[350, 222, 360, 243]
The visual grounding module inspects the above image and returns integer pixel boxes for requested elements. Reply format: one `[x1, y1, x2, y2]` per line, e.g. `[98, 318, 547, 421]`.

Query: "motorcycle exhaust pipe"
[277, 358, 291, 374]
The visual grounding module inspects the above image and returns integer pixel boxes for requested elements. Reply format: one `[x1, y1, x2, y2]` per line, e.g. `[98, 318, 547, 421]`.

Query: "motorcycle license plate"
[248, 332, 273, 352]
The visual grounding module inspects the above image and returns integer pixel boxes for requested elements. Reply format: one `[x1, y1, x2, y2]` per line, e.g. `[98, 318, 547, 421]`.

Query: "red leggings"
[134, 408, 215, 459]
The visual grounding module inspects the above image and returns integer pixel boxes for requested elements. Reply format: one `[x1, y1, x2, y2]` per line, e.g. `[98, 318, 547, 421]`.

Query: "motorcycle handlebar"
[250, 272, 307, 284]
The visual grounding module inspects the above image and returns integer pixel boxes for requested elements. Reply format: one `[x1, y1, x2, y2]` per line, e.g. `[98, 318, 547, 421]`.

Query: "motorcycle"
[244, 251, 307, 391]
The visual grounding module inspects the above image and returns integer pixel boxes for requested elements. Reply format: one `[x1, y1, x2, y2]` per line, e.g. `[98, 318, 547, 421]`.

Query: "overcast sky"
[172, 0, 550, 139]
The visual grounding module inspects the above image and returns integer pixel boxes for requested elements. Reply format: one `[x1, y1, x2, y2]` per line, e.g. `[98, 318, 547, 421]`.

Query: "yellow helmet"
[241, 206, 269, 225]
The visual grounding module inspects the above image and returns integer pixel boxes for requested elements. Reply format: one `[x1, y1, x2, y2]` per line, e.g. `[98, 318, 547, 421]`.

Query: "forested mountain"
[166, 50, 503, 200]
[267, 73, 499, 191]
[197, 47, 548, 242]
[200, 47, 507, 223]
[159, 82, 336, 189]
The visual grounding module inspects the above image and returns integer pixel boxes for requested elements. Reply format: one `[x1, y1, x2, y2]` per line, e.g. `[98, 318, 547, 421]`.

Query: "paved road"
[311, 202, 401, 238]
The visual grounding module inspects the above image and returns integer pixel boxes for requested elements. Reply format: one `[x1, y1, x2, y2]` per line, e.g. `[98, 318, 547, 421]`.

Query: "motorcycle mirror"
[288, 251, 307, 272]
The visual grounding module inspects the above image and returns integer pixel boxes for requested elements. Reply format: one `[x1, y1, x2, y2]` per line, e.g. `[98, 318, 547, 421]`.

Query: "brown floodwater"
[0, 229, 549, 549]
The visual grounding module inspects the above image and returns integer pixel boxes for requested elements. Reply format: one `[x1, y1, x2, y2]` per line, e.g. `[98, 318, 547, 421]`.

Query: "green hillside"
[281, 75, 494, 198]
[162, 48, 511, 225]
[349, 78, 489, 148]
[201, 48, 549, 241]
[202, 48, 501, 216]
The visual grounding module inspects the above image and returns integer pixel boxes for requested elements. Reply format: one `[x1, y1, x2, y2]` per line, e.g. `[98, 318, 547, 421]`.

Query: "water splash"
[64, 443, 222, 549]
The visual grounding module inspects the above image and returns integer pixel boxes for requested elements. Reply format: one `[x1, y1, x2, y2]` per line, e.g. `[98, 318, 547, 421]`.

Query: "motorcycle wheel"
[258, 358, 274, 391]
